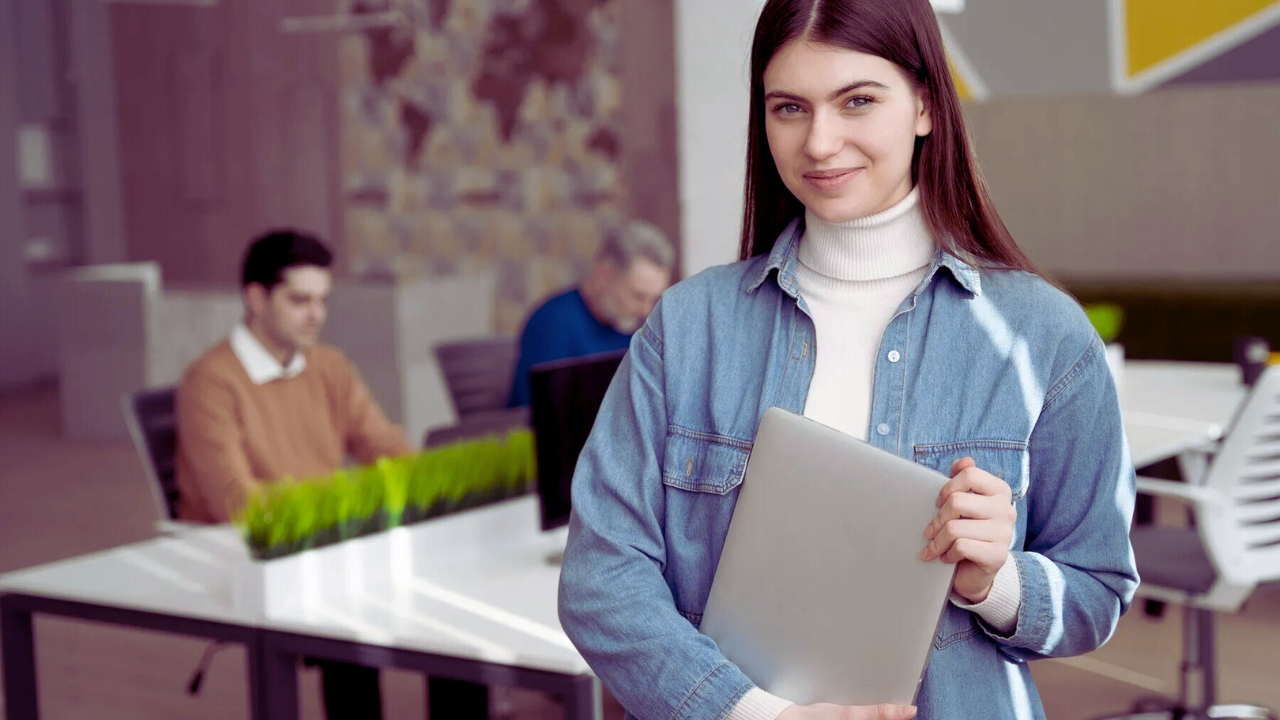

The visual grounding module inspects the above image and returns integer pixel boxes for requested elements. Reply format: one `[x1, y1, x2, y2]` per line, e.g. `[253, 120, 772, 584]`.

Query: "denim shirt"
[558, 220, 1139, 720]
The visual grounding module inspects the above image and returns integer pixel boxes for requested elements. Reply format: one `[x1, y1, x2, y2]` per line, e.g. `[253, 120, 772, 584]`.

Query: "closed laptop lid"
[700, 407, 956, 706]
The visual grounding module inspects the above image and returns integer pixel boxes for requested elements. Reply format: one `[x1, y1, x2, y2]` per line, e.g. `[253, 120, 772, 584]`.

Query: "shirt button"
[887, 350, 901, 363]
[877, 423, 890, 436]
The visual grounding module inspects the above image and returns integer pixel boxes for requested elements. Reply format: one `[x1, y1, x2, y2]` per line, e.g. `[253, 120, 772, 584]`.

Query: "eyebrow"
[763, 79, 890, 103]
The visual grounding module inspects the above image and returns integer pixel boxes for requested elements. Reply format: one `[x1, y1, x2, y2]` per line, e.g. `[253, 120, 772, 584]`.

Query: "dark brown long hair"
[740, 0, 1039, 276]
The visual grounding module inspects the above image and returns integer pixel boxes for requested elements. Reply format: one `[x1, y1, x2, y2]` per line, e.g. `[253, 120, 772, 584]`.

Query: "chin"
[613, 318, 641, 334]
[803, 197, 876, 225]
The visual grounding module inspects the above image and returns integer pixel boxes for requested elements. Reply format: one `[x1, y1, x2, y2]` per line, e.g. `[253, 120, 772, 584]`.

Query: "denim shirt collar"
[744, 217, 984, 299]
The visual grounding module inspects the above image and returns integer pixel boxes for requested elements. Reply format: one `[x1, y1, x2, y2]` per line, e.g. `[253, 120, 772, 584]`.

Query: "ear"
[244, 283, 268, 318]
[592, 258, 620, 284]
[915, 92, 933, 138]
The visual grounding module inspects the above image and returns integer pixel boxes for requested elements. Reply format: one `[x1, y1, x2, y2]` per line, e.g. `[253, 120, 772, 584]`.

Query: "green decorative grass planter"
[235, 429, 536, 561]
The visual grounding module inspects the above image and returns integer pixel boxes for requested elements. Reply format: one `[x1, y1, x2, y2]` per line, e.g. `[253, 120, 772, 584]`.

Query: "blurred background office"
[2, 0, 1280, 718]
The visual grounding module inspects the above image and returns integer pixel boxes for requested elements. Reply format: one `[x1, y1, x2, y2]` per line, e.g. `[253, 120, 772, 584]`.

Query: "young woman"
[558, 1, 1139, 718]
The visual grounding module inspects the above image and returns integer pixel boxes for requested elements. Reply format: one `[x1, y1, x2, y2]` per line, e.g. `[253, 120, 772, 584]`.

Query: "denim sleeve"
[984, 337, 1140, 660]
[558, 307, 755, 720]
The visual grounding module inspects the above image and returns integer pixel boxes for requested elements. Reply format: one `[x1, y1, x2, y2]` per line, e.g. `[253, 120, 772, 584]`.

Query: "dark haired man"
[175, 229, 486, 719]
[175, 229, 411, 523]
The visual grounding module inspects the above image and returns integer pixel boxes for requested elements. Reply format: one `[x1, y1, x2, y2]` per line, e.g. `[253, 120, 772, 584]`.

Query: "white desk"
[255, 498, 593, 719]
[0, 361, 1249, 719]
[1121, 361, 1246, 468]
[0, 497, 598, 720]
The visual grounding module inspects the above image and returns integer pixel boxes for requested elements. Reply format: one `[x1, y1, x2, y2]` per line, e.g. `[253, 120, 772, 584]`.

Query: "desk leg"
[563, 675, 601, 720]
[0, 598, 38, 720]
[250, 634, 299, 720]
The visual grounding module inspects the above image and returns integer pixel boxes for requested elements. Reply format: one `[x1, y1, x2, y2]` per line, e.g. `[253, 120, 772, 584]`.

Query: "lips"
[803, 167, 863, 192]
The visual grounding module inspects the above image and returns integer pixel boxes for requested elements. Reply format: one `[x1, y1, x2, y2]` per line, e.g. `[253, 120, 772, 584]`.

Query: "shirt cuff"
[725, 687, 794, 720]
[949, 553, 1020, 634]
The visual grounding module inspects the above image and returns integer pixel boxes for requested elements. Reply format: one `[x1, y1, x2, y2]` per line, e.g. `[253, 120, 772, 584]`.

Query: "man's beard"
[612, 315, 641, 334]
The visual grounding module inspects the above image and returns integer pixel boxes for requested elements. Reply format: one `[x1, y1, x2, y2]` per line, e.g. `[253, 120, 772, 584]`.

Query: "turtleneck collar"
[799, 187, 936, 282]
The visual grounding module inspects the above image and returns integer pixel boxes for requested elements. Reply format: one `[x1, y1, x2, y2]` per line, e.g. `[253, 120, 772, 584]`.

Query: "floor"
[1, 382, 1278, 719]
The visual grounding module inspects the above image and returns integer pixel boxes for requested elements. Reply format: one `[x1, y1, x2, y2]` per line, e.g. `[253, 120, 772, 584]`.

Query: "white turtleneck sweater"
[727, 189, 1021, 720]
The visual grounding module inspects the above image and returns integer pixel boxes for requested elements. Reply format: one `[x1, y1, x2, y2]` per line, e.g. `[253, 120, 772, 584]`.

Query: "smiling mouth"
[804, 168, 860, 180]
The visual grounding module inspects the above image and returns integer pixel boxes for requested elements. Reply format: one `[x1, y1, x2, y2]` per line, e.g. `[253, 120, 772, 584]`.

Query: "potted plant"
[232, 429, 536, 615]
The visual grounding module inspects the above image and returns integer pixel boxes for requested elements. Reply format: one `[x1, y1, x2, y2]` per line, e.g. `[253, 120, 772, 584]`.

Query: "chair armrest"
[1135, 476, 1216, 504]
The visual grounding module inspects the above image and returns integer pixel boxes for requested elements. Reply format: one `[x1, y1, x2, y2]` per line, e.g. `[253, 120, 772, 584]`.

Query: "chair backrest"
[1200, 365, 1280, 592]
[434, 336, 519, 419]
[423, 407, 530, 448]
[121, 387, 180, 522]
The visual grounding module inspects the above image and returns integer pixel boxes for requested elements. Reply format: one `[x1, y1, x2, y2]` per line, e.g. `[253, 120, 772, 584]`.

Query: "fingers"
[936, 463, 1012, 508]
[920, 518, 1008, 561]
[926, 489, 1016, 540]
[926, 492, 991, 535]
[940, 537, 1006, 568]
[850, 704, 917, 720]
[949, 456, 976, 476]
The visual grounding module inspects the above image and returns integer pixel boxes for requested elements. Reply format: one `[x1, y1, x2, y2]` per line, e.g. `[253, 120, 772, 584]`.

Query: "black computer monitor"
[530, 349, 626, 531]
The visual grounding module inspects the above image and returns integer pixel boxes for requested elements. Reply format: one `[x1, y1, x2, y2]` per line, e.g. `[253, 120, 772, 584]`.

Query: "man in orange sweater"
[175, 229, 486, 719]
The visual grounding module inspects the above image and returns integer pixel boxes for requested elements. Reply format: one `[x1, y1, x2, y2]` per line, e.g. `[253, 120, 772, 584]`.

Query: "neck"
[578, 275, 613, 329]
[246, 320, 297, 367]
[799, 187, 935, 283]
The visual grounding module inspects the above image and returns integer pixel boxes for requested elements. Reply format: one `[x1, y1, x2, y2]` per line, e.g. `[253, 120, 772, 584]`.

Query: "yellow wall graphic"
[949, 59, 973, 101]
[1125, 0, 1280, 76]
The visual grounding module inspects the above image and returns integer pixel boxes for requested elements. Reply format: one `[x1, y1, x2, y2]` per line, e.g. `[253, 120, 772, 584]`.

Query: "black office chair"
[121, 386, 192, 533]
[434, 336, 520, 419]
[423, 407, 530, 448]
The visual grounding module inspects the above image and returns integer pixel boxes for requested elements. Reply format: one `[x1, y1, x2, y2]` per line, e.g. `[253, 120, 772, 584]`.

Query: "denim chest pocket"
[661, 429, 751, 495]
[912, 439, 1029, 501]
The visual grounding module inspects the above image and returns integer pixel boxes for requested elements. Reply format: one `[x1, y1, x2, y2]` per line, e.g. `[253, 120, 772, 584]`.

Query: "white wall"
[674, 0, 766, 278]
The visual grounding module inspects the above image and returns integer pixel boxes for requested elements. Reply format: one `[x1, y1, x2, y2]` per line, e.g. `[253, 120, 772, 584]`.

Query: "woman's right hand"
[778, 703, 917, 720]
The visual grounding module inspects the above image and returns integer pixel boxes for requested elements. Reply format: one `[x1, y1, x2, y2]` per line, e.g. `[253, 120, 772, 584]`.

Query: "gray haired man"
[508, 220, 675, 407]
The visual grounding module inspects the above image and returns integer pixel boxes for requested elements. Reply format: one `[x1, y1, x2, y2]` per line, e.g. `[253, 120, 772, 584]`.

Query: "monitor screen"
[530, 349, 626, 531]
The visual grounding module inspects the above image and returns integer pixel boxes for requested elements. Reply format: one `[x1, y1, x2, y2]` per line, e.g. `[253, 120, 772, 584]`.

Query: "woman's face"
[763, 41, 932, 223]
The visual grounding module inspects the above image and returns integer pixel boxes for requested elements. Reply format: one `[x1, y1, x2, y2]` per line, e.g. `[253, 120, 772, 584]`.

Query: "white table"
[255, 498, 593, 719]
[0, 361, 1249, 719]
[0, 528, 270, 718]
[0, 497, 598, 720]
[1121, 361, 1246, 468]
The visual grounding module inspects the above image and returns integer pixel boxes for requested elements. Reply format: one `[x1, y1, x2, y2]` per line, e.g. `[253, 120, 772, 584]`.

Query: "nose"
[803, 110, 841, 161]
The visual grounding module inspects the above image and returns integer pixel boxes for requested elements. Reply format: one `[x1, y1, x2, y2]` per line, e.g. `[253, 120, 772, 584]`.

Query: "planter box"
[233, 484, 529, 616]
[234, 525, 417, 617]
[1105, 342, 1125, 393]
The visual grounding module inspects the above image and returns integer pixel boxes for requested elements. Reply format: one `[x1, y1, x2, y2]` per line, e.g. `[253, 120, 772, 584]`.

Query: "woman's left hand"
[919, 457, 1016, 603]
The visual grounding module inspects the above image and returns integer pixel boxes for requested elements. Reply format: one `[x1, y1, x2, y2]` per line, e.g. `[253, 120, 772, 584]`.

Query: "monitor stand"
[544, 548, 565, 566]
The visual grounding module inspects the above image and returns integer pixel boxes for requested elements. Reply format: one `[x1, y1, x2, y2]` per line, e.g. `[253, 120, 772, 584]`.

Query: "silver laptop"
[700, 407, 956, 707]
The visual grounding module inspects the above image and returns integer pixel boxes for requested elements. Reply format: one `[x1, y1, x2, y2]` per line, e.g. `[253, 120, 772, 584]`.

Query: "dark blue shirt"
[508, 288, 633, 407]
